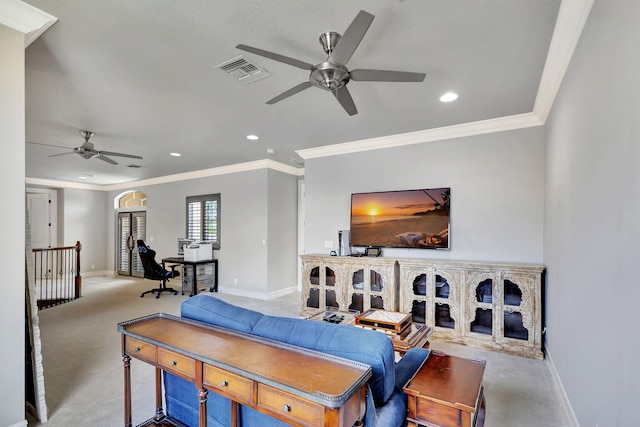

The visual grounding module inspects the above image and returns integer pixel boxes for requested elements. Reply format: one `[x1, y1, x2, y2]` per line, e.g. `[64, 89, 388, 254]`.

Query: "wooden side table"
[403, 351, 486, 427]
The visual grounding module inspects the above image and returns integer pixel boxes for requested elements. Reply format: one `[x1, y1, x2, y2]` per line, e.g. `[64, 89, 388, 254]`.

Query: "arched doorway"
[115, 191, 147, 277]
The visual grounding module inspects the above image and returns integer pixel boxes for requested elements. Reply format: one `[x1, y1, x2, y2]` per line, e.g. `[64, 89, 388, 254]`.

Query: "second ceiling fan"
[49, 130, 143, 165]
[237, 10, 426, 116]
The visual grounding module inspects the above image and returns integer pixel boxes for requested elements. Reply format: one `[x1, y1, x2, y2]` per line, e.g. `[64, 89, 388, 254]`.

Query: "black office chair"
[137, 239, 180, 298]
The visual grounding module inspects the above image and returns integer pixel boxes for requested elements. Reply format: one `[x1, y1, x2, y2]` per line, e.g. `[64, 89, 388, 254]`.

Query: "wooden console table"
[118, 313, 371, 427]
[404, 351, 486, 427]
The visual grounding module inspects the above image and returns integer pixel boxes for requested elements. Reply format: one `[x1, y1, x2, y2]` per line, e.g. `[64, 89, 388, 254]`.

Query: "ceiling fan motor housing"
[310, 62, 350, 91]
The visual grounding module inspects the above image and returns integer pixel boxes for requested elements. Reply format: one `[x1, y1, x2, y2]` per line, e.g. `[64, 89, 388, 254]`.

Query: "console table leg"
[123, 354, 132, 427]
[195, 362, 207, 427]
[154, 367, 165, 421]
[198, 387, 208, 427]
[231, 401, 239, 427]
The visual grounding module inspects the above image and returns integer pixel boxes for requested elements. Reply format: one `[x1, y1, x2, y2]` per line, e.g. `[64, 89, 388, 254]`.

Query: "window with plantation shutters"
[186, 193, 220, 249]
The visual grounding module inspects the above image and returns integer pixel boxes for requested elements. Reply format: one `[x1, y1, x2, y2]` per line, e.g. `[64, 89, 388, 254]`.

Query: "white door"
[27, 192, 52, 249]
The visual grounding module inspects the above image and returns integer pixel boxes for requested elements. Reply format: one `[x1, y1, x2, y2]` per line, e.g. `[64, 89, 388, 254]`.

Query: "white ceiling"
[20, 0, 578, 187]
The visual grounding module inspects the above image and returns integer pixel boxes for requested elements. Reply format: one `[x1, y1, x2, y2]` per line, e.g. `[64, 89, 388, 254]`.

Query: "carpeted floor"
[27, 275, 572, 427]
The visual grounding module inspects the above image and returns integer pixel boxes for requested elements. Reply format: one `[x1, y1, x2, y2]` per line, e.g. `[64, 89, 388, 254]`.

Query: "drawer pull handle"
[220, 380, 228, 387]
[170, 361, 177, 367]
[282, 404, 291, 412]
[134, 347, 141, 352]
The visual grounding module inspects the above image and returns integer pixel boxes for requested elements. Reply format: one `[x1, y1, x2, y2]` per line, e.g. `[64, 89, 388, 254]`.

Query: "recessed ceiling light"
[440, 92, 458, 103]
[78, 173, 94, 179]
[170, 152, 181, 157]
[266, 148, 276, 155]
[246, 134, 259, 141]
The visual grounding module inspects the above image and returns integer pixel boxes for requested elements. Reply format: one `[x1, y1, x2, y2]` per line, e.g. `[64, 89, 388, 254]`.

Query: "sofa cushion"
[181, 294, 264, 333]
[251, 314, 396, 404]
[164, 372, 231, 427]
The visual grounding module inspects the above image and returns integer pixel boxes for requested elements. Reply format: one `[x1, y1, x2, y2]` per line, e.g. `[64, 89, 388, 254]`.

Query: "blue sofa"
[164, 295, 430, 427]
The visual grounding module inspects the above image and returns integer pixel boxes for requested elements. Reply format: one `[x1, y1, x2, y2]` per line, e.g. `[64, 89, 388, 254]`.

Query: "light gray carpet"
[27, 275, 571, 427]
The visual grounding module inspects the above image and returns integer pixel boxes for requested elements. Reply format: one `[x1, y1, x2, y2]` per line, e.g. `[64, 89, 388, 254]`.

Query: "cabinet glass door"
[410, 274, 427, 323]
[325, 267, 338, 308]
[434, 275, 454, 329]
[470, 278, 492, 335]
[503, 279, 528, 340]
[349, 269, 365, 312]
[370, 270, 384, 309]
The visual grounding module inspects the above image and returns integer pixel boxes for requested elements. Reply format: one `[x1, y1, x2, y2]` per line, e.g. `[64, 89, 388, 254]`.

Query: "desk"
[118, 313, 371, 427]
[162, 257, 218, 297]
[404, 351, 486, 427]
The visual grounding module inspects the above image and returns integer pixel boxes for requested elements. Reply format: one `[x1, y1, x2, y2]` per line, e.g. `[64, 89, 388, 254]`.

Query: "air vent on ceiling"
[215, 55, 271, 85]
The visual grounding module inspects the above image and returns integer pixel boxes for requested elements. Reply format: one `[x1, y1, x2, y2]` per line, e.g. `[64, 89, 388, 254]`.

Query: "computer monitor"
[177, 238, 194, 255]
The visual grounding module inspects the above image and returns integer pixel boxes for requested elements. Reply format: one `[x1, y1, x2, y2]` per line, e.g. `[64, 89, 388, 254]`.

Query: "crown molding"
[26, 159, 304, 191]
[533, 0, 594, 123]
[297, 112, 542, 160]
[25, 177, 105, 191]
[0, 0, 57, 47]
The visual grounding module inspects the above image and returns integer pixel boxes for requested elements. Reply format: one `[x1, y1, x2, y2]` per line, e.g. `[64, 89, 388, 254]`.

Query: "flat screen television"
[350, 187, 450, 250]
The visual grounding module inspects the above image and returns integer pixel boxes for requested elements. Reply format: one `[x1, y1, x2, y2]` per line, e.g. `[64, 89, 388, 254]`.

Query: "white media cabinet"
[300, 254, 545, 359]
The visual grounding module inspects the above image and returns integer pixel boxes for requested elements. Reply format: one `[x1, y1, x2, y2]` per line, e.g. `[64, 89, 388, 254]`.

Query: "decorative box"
[355, 309, 412, 334]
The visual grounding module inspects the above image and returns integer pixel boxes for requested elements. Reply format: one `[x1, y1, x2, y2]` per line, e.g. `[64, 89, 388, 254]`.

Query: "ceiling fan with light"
[33, 130, 143, 165]
[236, 10, 426, 116]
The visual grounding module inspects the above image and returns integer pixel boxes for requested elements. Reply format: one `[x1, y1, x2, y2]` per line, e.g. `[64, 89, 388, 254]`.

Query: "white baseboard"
[82, 270, 115, 278]
[8, 420, 27, 427]
[218, 286, 297, 300]
[545, 347, 580, 427]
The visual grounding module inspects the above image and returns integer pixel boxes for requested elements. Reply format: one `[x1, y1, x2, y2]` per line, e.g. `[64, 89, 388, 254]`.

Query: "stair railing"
[32, 241, 82, 309]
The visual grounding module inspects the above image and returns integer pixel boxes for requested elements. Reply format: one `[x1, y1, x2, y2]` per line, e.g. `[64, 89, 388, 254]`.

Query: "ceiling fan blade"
[266, 81, 313, 104]
[329, 10, 374, 66]
[99, 151, 143, 160]
[96, 154, 118, 165]
[350, 69, 426, 82]
[236, 44, 314, 70]
[48, 151, 75, 158]
[27, 141, 71, 149]
[333, 86, 358, 116]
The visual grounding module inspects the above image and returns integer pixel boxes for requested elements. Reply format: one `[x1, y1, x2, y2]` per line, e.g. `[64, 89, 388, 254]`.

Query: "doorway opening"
[115, 191, 147, 277]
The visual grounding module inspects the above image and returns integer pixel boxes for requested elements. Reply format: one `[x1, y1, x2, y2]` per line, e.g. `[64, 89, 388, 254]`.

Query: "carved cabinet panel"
[342, 257, 398, 313]
[300, 255, 398, 317]
[300, 255, 348, 317]
[398, 261, 462, 341]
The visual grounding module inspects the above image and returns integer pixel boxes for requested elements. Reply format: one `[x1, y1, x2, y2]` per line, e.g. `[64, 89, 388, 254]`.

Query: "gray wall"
[544, 1, 640, 425]
[62, 188, 109, 272]
[303, 127, 546, 264]
[267, 169, 299, 294]
[106, 168, 298, 298]
[1, 23, 26, 427]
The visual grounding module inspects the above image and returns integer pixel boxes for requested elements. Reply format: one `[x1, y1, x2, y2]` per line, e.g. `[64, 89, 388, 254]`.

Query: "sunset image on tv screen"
[350, 188, 450, 249]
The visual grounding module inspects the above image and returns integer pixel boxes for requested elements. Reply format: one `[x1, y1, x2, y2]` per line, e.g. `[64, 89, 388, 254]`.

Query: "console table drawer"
[125, 337, 156, 364]
[158, 348, 195, 380]
[203, 364, 255, 403]
[258, 383, 325, 426]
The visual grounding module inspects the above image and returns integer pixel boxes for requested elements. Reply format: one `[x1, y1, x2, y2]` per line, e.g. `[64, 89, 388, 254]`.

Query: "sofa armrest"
[394, 348, 430, 390]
